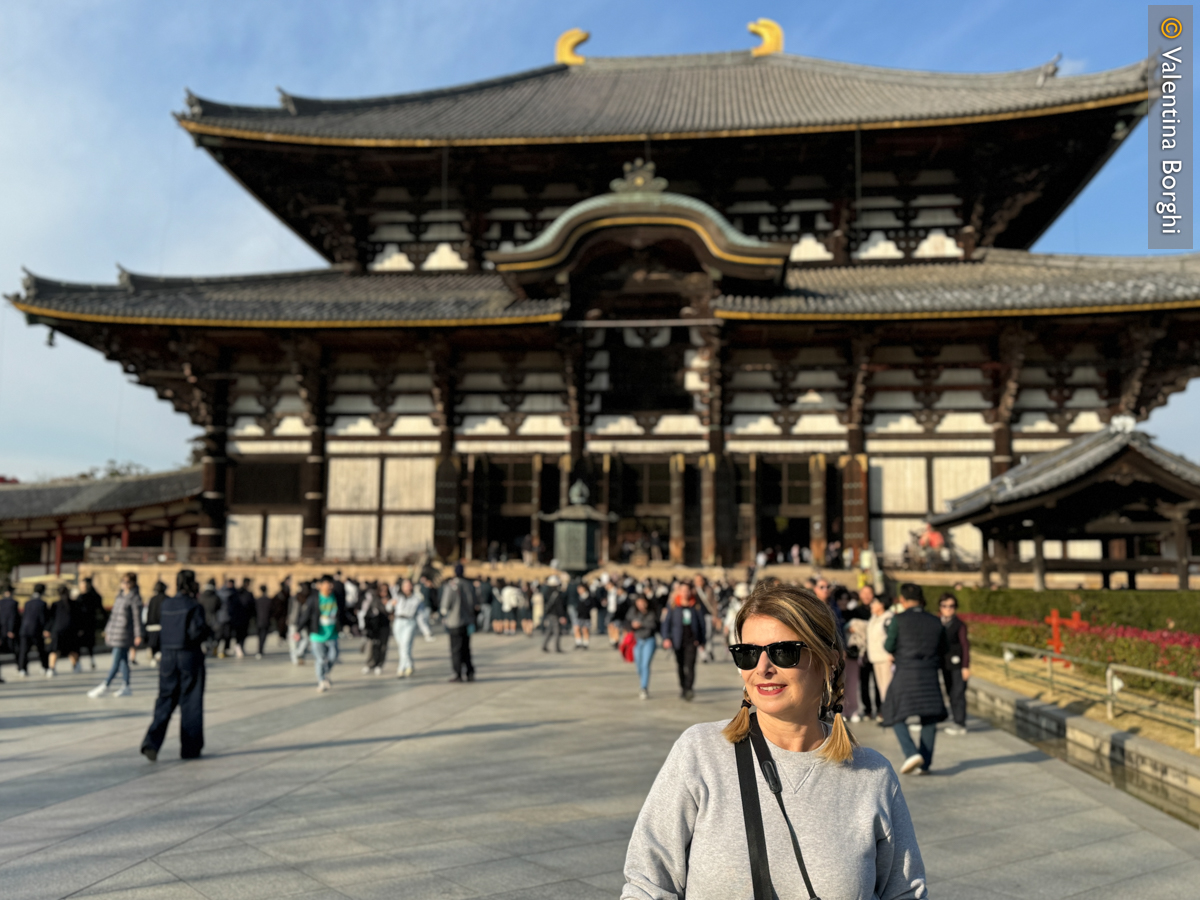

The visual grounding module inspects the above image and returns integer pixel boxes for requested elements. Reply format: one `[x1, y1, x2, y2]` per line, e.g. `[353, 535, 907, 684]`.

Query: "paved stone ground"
[1, 633, 1197, 900]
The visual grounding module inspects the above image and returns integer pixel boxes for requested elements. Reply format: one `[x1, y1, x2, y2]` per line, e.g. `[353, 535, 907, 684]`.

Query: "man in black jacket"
[142, 570, 210, 761]
[880, 583, 949, 775]
[18, 584, 50, 677]
[541, 576, 567, 653]
[939, 593, 970, 735]
[76, 577, 104, 670]
[1, 586, 19, 678]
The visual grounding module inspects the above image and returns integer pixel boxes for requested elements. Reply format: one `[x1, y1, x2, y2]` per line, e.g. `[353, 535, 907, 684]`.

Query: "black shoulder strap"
[747, 714, 821, 900]
[734, 734, 775, 900]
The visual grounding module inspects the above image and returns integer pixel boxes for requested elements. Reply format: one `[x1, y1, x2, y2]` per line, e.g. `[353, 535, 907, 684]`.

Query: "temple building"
[9, 24, 1200, 569]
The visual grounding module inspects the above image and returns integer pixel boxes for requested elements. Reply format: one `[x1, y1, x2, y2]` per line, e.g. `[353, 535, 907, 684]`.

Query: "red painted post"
[54, 530, 64, 577]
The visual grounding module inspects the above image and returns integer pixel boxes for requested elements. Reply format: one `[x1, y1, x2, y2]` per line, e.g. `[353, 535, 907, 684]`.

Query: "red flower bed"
[960, 611, 1200, 694]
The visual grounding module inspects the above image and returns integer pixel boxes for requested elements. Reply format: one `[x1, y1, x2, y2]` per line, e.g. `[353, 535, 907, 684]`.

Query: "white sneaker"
[318, 680, 330, 692]
[18, 670, 28, 678]
[114, 685, 132, 697]
[639, 689, 649, 701]
[87, 683, 108, 698]
[944, 724, 967, 736]
[849, 714, 862, 723]
[900, 754, 925, 774]
[423, 636, 435, 643]
[255, 653, 263, 659]
[44, 668, 54, 678]
[361, 666, 371, 675]
[373, 667, 383, 675]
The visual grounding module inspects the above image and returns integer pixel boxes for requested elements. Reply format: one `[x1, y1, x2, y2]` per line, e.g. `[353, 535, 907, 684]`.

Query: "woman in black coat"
[880, 584, 948, 775]
[48, 584, 79, 675]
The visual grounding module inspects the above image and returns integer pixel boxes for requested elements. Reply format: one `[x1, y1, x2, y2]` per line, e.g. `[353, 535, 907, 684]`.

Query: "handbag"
[735, 711, 821, 900]
[618, 631, 636, 662]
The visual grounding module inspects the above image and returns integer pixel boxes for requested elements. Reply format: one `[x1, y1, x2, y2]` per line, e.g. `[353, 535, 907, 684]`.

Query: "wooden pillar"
[700, 453, 716, 566]
[992, 422, 1014, 478]
[463, 454, 476, 562]
[301, 374, 327, 556]
[669, 453, 685, 564]
[120, 515, 131, 549]
[1033, 534, 1046, 592]
[197, 375, 230, 551]
[531, 454, 543, 561]
[1176, 519, 1191, 590]
[997, 539, 1011, 588]
[839, 453, 869, 567]
[809, 454, 827, 565]
[746, 454, 759, 564]
[599, 454, 611, 563]
[980, 534, 994, 588]
[559, 454, 571, 510]
[54, 526, 64, 577]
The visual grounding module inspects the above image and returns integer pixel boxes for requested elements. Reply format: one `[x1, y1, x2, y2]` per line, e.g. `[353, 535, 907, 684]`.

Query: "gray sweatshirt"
[622, 721, 927, 900]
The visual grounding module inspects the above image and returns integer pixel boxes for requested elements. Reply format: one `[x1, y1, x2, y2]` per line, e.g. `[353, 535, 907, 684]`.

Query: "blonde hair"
[721, 581, 858, 764]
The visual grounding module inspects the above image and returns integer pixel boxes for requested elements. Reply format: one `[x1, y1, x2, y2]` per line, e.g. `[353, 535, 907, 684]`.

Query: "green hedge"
[915, 587, 1200, 634]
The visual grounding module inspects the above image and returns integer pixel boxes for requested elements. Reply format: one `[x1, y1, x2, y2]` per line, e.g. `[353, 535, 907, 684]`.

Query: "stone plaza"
[2, 634, 1198, 900]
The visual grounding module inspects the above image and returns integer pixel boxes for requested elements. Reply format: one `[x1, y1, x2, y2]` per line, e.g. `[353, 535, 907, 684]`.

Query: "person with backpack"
[439, 563, 478, 682]
[141, 569, 210, 761]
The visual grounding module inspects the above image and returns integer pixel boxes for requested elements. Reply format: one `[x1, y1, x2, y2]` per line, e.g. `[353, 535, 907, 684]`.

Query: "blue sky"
[0, 0, 1194, 480]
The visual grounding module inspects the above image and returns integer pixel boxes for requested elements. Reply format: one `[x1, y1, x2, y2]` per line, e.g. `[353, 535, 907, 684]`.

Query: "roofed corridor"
[1, 633, 1196, 899]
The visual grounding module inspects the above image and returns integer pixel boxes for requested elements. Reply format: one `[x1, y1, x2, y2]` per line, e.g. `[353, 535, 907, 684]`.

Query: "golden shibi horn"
[748, 18, 784, 57]
[555, 28, 590, 66]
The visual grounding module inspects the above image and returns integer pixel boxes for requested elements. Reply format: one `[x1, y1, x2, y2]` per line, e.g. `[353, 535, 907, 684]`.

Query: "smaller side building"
[0, 469, 202, 576]
[930, 417, 1200, 589]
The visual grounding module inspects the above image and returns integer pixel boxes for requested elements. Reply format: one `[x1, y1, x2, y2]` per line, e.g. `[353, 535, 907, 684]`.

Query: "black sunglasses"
[728, 641, 809, 670]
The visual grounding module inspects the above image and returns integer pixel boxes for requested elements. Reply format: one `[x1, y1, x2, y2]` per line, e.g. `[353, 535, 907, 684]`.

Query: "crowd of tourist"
[0, 564, 971, 773]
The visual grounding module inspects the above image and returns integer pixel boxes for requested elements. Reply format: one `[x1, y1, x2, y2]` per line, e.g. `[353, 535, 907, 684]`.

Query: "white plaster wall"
[381, 515, 435, 558]
[383, 458, 436, 511]
[868, 458, 927, 514]
[325, 515, 378, 555]
[226, 514, 263, 559]
[265, 515, 303, 555]
[327, 458, 380, 511]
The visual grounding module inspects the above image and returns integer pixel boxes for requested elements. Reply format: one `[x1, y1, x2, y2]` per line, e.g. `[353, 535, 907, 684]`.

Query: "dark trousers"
[257, 626, 270, 655]
[218, 623, 232, 653]
[366, 637, 388, 668]
[143, 649, 205, 759]
[893, 715, 940, 770]
[943, 665, 967, 726]
[448, 626, 474, 679]
[18, 634, 47, 672]
[542, 617, 564, 652]
[860, 659, 881, 717]
[674, 642, 697, 693]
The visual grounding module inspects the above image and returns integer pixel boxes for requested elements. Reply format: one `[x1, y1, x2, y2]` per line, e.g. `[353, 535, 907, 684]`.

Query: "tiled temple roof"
[0, 468, 203, 522]
[928, 419, 1200, 527]
[714, 249, 1200, 320]
[10, 268, 565, 328]
[178, 52, 1151, 146]
[12, 250, 1200, 327]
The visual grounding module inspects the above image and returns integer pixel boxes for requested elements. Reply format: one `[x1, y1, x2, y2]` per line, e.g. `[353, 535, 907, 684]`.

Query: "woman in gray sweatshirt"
[622, 582, 927, 900]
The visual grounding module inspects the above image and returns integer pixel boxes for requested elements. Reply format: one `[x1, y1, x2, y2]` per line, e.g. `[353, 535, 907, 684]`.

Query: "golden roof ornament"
[610, 158, 668, 193]
[555, 28, 589, 65]
[748, 18, 784, 57]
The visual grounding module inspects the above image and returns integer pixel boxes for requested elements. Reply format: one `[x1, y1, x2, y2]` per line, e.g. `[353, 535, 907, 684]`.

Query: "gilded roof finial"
[747, 18, 784, 57]
[610, 159, 667, 193]
[555, 28, 589, 65]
